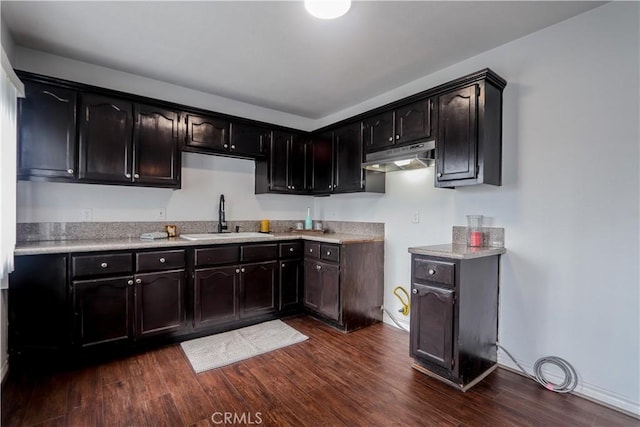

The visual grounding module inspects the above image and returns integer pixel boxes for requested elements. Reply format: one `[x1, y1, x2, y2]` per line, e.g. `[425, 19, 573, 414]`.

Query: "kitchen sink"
[180, 232, 274, 241]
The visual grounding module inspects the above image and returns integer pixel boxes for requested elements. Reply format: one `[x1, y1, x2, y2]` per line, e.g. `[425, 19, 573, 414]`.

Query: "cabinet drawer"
[241, 243, 278, 262]
[305, 242, 321, 259]
[279, 242, 303, 259]
[413, 258, 454, 286]
[320, 244, 340, 262]
[72, 253, 133, 278]
[136, 249, 185, 272]
[194, 245, 240, 267]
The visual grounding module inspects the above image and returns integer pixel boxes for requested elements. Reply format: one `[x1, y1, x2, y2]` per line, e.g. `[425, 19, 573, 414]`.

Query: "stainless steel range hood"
[362, 140, 435, 172]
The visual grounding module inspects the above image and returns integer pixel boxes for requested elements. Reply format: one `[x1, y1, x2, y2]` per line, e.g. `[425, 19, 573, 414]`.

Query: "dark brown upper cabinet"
[363, 98, 433, 154]
[183, 113, 229, 152]
[78, 94, 134, 184]
[309, 131, 334, 193]
[17, 82, 78, 181]
[230, 122, 269, 158]
[255, 131, 308, 194]
[435, 74, 504, 188]
[78, 94, 181, 188]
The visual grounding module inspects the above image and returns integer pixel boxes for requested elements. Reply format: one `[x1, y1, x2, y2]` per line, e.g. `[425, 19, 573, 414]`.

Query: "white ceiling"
[2, 1, 604, 120]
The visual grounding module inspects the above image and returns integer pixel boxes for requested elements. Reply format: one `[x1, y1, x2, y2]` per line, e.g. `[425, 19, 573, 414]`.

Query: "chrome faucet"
[217, 194, 228, 233]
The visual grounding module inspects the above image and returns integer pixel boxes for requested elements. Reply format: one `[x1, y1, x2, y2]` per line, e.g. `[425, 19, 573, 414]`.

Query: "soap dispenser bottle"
[304, 207, 312, 230]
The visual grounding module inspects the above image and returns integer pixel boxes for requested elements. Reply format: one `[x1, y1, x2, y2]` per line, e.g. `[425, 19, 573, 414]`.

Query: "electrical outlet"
[81, 208, 93, 222]
[412, 210, 420, 224]
[155, 208, 166, 221]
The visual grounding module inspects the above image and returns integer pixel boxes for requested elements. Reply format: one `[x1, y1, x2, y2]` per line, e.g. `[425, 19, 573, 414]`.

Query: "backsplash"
[452, 226, 505, 248]
[16, 220, 385, 242]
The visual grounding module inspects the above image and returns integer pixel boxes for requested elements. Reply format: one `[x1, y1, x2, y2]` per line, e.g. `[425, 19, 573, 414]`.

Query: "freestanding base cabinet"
[408, 245, 504, 391]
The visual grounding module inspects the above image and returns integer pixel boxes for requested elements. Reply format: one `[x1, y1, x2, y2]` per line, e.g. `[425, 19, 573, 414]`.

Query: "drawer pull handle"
[159, 257, 166, 263]
[236, 269, 240, 274]
[127, 280, 134, 286]
[289, 247, 294, 252]
[100, 262, 108, 268]
[412, 289, 418, 294]
[428, 269, 436, 275]
[241, 267, 245, 273]
[135, 278, 142, 284]
[282, 263, 286, 267]
[67, 169, 74, 174]
[326, 251, 331, 256]
[316, 265, 322, 271]
[309, 249, 313, 253]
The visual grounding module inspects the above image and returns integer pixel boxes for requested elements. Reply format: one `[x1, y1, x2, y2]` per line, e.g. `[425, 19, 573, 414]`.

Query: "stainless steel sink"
[179, 232, 274, 241]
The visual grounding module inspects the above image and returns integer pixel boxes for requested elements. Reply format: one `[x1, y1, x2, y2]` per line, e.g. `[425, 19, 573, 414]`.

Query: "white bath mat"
[180, 320, 309, 373]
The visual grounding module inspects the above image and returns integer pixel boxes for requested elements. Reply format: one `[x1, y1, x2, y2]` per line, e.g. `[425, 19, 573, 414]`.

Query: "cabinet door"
[305, 260, 340, 321]
[436, 85, 478, 183]
[135, 270, 185, 338]
[410, 283, 454, 370]
[231, 122, 269, 158]
[17, 82, 77, 180]
[310, 132, 334, 193]
[133, 104, 181, 188]
[73, 277, 134, 347]
[396, 98, 433, 144]
[194, 266, 239, 327]
[333, 122, 363, 193]
[289, 135, 308, 192]
[78, 94, 133, 183]
[185, 113, 230, 151]
[269, 131, 291, 192]
[362, 111, 394, 153]
[279, 259, 303, 311]
[9, 255, 69, 354]
[240, 261, 278, 318]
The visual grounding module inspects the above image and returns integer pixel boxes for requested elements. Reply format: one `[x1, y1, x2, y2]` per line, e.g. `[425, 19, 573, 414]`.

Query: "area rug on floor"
[180, 319, 309, 373]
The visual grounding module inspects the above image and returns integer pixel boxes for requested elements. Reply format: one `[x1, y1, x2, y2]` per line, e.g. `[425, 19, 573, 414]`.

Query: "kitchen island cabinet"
[408, 245, 504, 390]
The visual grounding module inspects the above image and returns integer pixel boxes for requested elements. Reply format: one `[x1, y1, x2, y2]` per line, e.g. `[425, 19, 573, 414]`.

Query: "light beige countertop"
[408, 243, 506, 260]
[14, 232, 383, 256]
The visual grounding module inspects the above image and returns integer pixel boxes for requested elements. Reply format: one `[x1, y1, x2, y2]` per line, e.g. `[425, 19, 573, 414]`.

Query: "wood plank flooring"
[2, 315, 636, 426]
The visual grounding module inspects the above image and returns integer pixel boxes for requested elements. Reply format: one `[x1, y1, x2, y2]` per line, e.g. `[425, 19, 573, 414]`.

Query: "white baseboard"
[498, 352, 639, 419]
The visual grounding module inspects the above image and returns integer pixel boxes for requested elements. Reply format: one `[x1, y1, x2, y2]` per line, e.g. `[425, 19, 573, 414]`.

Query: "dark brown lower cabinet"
[73, 277, 134, 347]
[409, 253, 500, 391]
[304, 260, 340, 322]
[240, 261, 278, 318]
[194, 266, 239, 327]
[8, 254, 70, 357]
[279, 259, 303, 311]
[135, 270, 186, 338]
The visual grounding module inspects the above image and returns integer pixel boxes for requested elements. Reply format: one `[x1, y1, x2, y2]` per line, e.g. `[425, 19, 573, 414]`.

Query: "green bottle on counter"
[304, 207, 312, 230]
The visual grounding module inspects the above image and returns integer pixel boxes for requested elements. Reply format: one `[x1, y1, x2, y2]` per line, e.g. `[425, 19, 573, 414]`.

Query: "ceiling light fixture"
[305, 0, 351, 20]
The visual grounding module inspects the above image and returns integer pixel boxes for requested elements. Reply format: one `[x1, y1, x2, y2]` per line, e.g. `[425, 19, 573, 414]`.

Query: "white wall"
[11, 2, 639, 414]
[318, 2, 640, 415]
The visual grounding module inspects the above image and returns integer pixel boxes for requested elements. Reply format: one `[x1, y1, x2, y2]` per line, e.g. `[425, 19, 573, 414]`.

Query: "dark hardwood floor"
[2, 315, 636, 426]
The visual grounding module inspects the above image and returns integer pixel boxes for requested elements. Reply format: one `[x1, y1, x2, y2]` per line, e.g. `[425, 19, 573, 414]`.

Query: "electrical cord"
[497, 343, 578, 393]
[381, 307, 409, 332]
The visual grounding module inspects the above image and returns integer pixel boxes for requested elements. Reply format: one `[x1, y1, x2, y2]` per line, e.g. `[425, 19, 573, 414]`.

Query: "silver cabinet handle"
[316, 265, 322, 271]
[412, 288, 418, 294]
[135, 278, 142, 284]
[100, 262, 108, 268]
[127, 280, 134, 286]
[309, 249, 313, 253]
[125, 173, 132, 178]
[282, 263, 286, 267]
[224, 144, 228, 148]
[241, 267, 245, 273]
[236, 268, 240, 273]
[428, 269, 436, 275]
[329, 185, 332, 188]
[159, 257, 166, 263]
[396, 135, 400, 140]
[289, 247, 294, 252]
[437, 172, 443, 178]
[326, 251, 331, 256]
[388, 136, 393, 142]
[67, 169, 74, 174]
[134, 173, 139, 179]
[231, 145, 235, 149]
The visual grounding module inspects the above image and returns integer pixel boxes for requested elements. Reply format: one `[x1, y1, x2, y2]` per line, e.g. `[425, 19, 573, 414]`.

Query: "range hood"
[362, 140, 435, 172]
